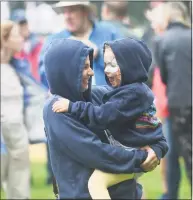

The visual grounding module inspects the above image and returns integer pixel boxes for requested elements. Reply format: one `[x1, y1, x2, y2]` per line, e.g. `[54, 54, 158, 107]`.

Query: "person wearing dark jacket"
[52, 38, 168, 199]
[153, 2, 192, 199]
[100, 1, 137, 39]
[43, 38, 164, 199]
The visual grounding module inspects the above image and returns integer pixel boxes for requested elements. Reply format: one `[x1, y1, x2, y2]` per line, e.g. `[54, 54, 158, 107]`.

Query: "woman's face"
[4, 25, 24, 53]
[81, 55, 94, 91]
[104, 46, 121, 87]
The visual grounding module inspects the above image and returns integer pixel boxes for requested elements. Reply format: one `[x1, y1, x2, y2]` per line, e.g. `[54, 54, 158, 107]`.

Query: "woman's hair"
[0, 20, 15, 49]
[164, 2, 191, 27]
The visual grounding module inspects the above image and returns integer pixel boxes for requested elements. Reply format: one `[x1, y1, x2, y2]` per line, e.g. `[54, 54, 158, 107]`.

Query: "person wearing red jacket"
[11, 9, 43, 81]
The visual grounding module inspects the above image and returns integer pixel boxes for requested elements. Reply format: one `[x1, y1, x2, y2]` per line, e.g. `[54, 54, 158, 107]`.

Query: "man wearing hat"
[39, 1, 121, 88]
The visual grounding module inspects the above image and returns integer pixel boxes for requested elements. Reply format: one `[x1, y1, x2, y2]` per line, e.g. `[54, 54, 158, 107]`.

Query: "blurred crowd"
[0, 1, 192, 199]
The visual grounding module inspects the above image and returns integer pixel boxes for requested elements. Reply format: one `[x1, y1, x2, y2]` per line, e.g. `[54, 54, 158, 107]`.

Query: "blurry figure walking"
[1, 20, 30, 199]
[39, 1, 121, 87]
[11, 9, 43, 81]
[154, 2, 192, 198]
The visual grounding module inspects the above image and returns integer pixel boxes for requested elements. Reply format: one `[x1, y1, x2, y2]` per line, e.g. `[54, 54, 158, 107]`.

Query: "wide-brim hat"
[52, 1, 91, 14]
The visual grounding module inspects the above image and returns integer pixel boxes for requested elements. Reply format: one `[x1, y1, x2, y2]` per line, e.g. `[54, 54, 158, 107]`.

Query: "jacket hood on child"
[105, 37, 152, 85]
[44, 38, 93, 102]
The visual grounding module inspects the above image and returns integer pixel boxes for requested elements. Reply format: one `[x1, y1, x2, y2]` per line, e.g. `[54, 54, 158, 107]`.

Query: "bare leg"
[88, 169, 134, 199]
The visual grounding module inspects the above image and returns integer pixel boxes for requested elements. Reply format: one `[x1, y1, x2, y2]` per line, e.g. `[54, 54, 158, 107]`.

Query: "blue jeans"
[164, 118, 181, 199]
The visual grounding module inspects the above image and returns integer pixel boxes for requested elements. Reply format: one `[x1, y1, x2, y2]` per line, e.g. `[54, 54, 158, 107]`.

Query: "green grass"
[139, 163, 191, 199]
[1, 162, 54, 200]
[1, 161, 191, 199]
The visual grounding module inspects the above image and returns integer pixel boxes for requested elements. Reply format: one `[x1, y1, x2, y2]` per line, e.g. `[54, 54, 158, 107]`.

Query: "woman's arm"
[48, 112, 148, 174]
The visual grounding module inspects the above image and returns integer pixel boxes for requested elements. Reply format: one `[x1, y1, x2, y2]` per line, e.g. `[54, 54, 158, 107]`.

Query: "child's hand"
[52, 98, 70, 113]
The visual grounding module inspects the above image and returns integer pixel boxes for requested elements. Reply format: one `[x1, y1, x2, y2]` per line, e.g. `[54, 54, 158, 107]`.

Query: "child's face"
[104, 46, 121, 87]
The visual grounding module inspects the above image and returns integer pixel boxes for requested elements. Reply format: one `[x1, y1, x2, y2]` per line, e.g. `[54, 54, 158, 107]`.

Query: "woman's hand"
[52, 98, 70, 113]
[140, 146, 160, 172]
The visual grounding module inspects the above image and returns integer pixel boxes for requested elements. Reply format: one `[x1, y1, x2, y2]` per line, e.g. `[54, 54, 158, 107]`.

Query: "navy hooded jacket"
[43, 38, 148, 199]
[67, 38, 168, 160]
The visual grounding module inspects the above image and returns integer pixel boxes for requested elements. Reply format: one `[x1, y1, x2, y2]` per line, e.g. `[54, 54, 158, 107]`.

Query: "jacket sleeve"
[153, 36, 168, 85]
[149, 135, 169, 161]
[68, 90, 148, 130]
[53, 113, 148, 174]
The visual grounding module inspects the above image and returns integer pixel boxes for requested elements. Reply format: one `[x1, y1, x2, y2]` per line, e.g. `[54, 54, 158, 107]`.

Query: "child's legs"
[88, 169, 134, 199]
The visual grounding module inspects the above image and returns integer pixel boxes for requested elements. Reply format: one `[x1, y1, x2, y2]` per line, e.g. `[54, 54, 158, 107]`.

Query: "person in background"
[154, 2, 191, 199]
[11, 9, 43, 81]
[101, 1, 137, 38]
[1, 20, 30, 199]
[152, 67, 170, 200]
[11, 8, 48, 185]
[39, 1, 121, 87]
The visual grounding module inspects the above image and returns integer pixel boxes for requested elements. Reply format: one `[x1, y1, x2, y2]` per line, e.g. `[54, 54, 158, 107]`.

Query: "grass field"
[0, 144, 191, 199]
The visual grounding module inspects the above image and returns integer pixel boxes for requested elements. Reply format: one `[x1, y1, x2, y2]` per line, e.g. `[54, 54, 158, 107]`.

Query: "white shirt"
[1, 63, 24, 123]
[1, 63, 23, 98]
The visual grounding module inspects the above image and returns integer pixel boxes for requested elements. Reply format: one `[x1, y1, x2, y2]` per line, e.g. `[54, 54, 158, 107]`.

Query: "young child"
[52, 38, 168, 199]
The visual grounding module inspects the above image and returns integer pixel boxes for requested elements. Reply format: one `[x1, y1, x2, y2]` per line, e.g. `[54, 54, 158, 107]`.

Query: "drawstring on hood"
[44, 38, 93, 102]
[104, 38, 152, 86]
